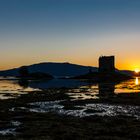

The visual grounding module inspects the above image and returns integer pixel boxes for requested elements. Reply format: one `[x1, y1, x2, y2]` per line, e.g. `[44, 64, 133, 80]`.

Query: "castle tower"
[99, 56, 115, 73]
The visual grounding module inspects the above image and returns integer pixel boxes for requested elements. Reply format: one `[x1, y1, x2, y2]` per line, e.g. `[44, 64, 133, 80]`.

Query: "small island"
[18, 66, 54, 80]
[73, 56, 132, 82]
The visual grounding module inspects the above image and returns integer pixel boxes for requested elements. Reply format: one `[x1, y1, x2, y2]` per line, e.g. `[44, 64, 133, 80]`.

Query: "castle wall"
[99, 56, 115, 73]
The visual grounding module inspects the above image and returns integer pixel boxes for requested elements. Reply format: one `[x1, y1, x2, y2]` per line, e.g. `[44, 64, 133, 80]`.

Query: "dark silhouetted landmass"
[0, 62, 135, 78]
[18, 66, 53, 80]
[73, 71, 132, 82]
[0, 62, 97, 77]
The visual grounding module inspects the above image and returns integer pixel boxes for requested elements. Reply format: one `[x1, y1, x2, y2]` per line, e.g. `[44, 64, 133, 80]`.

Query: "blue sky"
[0, 0, 140, 70]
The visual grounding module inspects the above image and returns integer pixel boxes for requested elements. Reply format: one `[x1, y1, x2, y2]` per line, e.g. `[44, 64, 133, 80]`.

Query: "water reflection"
[18, 79, 29, 88]
[27, 101, 140, 119]
[115, 78, 140, 93]
[0, 79, 38, 99]
[0, 77, 140, 100]
[99, 82, 115, 97]
[135, 77, 139, 85]
[28, 79, 86, 89]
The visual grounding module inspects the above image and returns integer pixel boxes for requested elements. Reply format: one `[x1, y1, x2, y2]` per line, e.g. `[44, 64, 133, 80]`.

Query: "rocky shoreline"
[0, 89, 140, 140]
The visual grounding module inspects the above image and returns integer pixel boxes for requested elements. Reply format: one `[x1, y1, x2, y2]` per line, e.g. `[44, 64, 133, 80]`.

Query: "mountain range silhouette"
[0, 62, 133, 77]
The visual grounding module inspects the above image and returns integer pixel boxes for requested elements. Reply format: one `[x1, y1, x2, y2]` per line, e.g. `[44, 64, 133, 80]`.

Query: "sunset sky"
[0, 0, 140, 70]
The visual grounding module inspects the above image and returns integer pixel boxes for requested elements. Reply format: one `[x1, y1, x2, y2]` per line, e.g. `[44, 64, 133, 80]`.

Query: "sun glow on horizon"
[135, 77, 139, 85]
[135, 68, 140, 73]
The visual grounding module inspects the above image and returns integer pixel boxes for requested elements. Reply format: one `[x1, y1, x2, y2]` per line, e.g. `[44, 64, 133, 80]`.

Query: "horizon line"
[0, 61, 134, 72]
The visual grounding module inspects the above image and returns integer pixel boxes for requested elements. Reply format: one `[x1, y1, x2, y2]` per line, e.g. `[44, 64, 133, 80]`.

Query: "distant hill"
[119, 70, 134, 76]
[0, 62, 98, 77]
[0, 62, 134, 78]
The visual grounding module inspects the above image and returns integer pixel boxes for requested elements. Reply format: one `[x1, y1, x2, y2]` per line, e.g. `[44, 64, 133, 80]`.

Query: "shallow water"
[0, 121, 21, 136]
[0, 77, 140, 99]
[0, 79, 39, 99]
[2, 77, 139, 119]
[12, 100, 140, 119]
[0, 128, 16, 136]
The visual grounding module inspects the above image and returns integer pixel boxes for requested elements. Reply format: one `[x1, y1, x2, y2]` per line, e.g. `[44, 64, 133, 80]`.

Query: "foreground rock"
[0, 89, 140, 140]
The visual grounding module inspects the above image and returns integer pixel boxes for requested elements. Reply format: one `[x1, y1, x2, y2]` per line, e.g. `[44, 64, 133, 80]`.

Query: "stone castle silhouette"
[99, 56, 115, 73]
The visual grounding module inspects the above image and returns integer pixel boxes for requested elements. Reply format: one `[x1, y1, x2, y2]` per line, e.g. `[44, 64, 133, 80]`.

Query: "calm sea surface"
[0, 77, 140, 119]
[0, 77, 139, 99]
